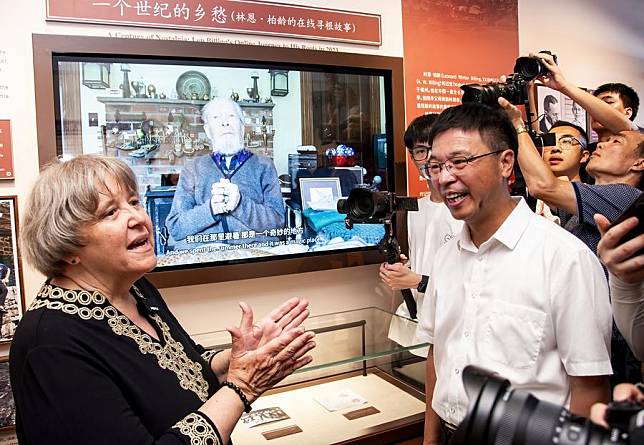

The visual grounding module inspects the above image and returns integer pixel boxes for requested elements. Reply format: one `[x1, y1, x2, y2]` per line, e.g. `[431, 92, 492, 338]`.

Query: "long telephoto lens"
[452, 366, 624, 445]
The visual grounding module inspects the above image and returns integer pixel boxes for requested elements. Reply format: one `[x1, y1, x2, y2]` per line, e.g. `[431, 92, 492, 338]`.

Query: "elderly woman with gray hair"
[10, 155, 315, 445]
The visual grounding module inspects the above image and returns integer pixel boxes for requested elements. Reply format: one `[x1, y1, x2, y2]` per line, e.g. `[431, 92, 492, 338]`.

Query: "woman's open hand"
[226, 322, 316, 402]
[233, 298, 310, 353]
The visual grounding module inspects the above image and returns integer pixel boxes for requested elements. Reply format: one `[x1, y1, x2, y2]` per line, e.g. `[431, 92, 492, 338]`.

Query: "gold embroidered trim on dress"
[201, 349, 218, 365]
[30, 284, 210, 402]
[173, 412, 221, 445]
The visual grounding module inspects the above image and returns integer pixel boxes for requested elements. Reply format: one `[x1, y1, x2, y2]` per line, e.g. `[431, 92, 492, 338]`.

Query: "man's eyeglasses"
[543, 136, 586, 151]
[426, 149, 506, 176]
[409, 145, 431, 162]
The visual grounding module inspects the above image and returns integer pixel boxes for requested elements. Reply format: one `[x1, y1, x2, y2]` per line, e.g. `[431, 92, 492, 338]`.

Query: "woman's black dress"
[10, 277, 225, 444]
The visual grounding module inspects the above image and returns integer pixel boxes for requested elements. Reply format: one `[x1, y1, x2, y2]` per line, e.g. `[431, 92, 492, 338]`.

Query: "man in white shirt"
[414, 103, 612, 445]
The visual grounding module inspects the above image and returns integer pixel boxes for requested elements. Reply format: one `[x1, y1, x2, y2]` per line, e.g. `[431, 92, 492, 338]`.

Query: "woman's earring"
[70, 258, 79, 265]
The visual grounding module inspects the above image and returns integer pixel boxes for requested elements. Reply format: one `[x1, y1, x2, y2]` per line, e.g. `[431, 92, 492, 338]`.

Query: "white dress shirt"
[388, 197, 462, 356]
[414, 198, 612, 425]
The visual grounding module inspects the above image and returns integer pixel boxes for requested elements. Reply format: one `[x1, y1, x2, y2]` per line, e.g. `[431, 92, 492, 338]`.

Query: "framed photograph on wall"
[299, 177, 342, 211]
[0, 197, 25, 344]
[0, 358, 15, 432]
[535, 84, 589, 135]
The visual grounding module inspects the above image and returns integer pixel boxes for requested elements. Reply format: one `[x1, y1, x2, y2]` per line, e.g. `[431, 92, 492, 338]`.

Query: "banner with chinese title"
[402, 0, 518, 197]
[46, 0, 381, 46]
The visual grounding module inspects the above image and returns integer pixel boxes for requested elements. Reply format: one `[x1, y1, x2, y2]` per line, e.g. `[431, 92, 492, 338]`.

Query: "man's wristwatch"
[416, 275, 429, 293]
[515, 124, 529, 135]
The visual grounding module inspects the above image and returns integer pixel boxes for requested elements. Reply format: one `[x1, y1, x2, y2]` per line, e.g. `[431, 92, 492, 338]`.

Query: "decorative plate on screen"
[176, 71, 211, 100]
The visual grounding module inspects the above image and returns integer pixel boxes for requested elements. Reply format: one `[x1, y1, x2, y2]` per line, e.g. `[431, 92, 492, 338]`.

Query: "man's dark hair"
[593, 82, 640, 121]
[543, 94, 558, 109]
[427, 103, 518, 154]
[404, 114, 439, 149]
[550, 121, 589, 147]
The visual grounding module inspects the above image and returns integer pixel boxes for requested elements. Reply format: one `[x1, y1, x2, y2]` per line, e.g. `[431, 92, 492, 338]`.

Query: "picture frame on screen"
[32, 35, 406, 287]
[299, 177, 342, 211]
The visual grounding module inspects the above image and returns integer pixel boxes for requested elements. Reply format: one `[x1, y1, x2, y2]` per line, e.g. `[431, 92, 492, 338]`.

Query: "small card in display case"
[240, 407, 290, 428]
[314, 389, 367, 412]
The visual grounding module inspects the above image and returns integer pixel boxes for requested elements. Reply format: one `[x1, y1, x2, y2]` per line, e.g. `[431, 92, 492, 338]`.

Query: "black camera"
[338, 188, 420, 318]
[514, 54, 552, 80]
[461, 73, 531, 107]
[461, 51, 557, 106]
[451, 365, 644, 445]
[337, 188, 418, 228]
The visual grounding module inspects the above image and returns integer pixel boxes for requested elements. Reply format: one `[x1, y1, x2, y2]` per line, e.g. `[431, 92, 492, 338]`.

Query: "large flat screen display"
[52, 55, 393, 272]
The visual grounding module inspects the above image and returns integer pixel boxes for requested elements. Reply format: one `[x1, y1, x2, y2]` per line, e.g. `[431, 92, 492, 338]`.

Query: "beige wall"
[1, 0, 642, 356]
[518, 0, 644, 127]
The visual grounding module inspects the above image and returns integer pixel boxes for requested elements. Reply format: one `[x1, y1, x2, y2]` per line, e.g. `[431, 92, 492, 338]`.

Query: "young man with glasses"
[414, 103, 611, 445]
[535, 121, 591, 223]
[380, 115, 462, 327]
[500, 95, 644, 389]
[542, 121, 590, 183]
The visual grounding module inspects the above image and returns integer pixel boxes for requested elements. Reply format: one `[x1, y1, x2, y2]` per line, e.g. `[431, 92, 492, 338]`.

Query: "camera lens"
[336, 198, 348, 214]
[514, 57, 547, 80]
[461, 84, 503, 105]
[453, 366, 624, 445]
[344, 188, 375, 222]
[461, 82, 524, 106]
[351, 192, 375, 220]
[342, 189, 395, 223]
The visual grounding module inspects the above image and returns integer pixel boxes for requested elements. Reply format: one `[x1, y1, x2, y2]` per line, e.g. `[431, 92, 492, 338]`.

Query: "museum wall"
[0, 0, 642, 355]
[518, 0, 644, 127]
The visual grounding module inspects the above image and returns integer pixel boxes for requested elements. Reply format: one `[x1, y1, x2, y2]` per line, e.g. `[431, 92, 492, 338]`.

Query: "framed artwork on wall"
[0, 358, 15, 432]
[535, 84, 589, 135]
[0, 197, 25, 344]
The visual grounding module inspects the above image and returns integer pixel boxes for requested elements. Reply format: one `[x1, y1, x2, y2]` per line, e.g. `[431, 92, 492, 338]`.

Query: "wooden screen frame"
[32, 34, 406, 289]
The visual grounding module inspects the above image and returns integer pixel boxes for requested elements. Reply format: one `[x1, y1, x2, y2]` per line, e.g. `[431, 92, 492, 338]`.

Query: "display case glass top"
[193, 307, 428, 445]
[192, 306, 428, 386]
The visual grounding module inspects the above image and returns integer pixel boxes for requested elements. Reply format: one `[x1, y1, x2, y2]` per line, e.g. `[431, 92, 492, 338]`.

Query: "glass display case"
[192, 307, 429, 445]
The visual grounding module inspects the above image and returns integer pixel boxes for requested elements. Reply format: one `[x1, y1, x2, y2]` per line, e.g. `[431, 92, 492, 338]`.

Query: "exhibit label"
[46, 1, 381, 46]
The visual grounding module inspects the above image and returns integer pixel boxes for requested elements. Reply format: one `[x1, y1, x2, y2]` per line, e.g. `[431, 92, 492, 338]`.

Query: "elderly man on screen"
[166, 97, 284, 249]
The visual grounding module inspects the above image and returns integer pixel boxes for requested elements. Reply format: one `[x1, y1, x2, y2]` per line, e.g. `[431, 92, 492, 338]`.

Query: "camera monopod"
[378, 220, 417, 319]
